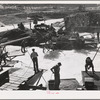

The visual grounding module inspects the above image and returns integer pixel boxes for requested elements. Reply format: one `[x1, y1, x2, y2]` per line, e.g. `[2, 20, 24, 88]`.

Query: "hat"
[58, 62, 61, 66]
[32, 48, 35, 51]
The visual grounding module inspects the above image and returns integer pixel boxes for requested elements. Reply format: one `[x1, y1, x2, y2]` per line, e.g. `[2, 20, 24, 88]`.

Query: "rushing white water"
[1, 18, 100, 87]
[5, 45, 100, 87]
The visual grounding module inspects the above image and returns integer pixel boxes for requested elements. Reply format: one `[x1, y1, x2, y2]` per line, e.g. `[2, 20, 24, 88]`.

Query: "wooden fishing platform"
[0, 60, 18, 88]
[0, 65, 46, 90]
[82, 71, 100, 90]
[0, 67, 10, 87]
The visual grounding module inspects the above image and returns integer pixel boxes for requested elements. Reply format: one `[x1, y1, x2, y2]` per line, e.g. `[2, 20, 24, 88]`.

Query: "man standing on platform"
[97, 32, 100, 43]
[31, 49, 39, 74]
[51, 62, 62, 90]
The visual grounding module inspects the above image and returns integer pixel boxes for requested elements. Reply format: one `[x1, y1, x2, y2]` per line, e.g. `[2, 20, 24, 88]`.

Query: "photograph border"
[0, 0, 100, 99]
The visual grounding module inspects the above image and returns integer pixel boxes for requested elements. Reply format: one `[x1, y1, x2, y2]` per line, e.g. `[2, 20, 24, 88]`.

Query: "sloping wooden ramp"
[18, 70, 47, 90]
[26, 70, 43, 86]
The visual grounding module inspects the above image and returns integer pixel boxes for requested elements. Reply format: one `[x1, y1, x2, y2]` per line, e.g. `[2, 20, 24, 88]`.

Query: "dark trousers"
[0, 55, 6, 65]
[97, 32, 99, 43]
[54, 74, 60, 90]
[32, 57, 39, 73]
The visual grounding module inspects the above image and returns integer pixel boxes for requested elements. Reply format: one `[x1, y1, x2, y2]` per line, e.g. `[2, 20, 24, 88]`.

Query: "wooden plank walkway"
[82, 71, 100, 90]
[0, 65, 34, 90]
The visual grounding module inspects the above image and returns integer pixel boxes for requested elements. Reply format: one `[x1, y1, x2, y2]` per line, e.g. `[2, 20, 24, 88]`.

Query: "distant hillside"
[0, 4, 99, 25]
[0, 4, 98, 15]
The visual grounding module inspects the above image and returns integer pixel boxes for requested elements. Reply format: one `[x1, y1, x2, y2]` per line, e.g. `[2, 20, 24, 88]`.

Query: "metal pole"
[30, 20, 31, 29]
[92, 46, 100, 61]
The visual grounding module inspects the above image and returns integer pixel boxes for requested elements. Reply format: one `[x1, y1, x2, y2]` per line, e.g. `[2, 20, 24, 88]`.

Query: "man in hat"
[31, 48, 39, 74]
[51, 62, 62, 90]
[18, 22, 25, 30]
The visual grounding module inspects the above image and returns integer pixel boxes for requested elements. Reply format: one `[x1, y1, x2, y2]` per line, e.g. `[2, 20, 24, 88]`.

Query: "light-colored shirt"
[31, 51, 38, 59]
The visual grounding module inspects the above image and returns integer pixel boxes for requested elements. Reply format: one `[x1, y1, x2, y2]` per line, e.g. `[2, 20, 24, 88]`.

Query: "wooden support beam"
[0, 36, 30, 46]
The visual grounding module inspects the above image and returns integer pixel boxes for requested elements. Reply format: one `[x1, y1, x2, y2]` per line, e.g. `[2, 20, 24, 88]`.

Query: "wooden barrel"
[48, 80, 55, 90]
